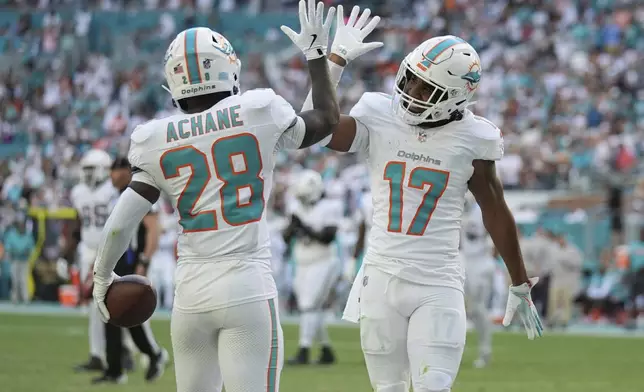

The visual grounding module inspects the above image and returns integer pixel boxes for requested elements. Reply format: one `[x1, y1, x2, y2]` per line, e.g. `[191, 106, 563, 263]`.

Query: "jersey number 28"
[160, 133, 264, 233]
[383, 162, 449, 236]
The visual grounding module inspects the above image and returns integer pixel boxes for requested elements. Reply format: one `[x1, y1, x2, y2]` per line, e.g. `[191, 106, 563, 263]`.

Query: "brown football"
[105, 275, 157, 328]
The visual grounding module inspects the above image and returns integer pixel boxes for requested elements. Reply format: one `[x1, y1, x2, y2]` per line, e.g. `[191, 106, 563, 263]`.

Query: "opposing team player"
[91, 1, 341, 390]
[284, 170, 342, 365]
[62, 149, 133, 372]
[461, 195, 496, 368]
[299, 7, 543, 391]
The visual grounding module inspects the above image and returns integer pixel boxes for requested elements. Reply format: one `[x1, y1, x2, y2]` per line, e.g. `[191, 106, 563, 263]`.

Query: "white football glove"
[331, 5, 383, 63]
[92, 271, 120, 323]
[281, 0, 335, 60]
[502, 277, 544, 340]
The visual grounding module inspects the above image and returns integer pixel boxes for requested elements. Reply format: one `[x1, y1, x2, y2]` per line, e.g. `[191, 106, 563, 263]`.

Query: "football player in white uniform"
[90, 1, 341, 390]
[63, 149, 132, 372]
[284, 170, 342, 365]
[298, 7, 543, 391]
[461, 195, 496, 368]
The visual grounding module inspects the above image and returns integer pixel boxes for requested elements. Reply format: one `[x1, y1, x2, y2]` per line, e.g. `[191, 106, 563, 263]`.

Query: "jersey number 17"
[383, 161, 450, 236]
[160, 133, 265, 232]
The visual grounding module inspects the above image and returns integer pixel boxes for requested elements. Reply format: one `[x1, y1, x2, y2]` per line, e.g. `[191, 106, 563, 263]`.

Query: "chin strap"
[419, 110, 464, 129]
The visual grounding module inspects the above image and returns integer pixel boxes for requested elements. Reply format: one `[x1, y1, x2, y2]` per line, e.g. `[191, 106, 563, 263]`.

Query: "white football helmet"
[163, 27, 241, 105]
[80, 149, 112, 188]
[292, 170, 324, 205]
[393, 35, 481, 125]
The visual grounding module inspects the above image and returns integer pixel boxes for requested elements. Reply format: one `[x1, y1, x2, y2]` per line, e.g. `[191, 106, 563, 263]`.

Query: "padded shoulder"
[240, 88, 296, 131]
[349, 92, 393, 128]
[128, 119, 161, 170]
[467, 113, 503, 141]
[462, 112, 504, 161]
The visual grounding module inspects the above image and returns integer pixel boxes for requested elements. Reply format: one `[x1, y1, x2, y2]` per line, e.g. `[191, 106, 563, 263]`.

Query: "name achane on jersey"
[166, 105, 244, 143]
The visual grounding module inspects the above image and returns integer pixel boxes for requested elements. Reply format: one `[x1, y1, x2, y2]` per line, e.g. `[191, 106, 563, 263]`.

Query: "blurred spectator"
[617, 228, 644, 328]
[548, 231, 583, 328]
[3, 210, 36, 303]
[0, 240, 9, 300]
[520, 227, 555, 318]
[577, 249, 625, 324]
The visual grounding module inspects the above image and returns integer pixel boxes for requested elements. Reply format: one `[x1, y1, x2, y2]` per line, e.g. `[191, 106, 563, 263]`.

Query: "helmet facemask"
[395, 63, 449, 118]
[81, 165, 108, 188]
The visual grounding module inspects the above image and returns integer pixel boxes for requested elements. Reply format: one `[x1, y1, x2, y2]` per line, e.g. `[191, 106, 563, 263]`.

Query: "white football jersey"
[127, 89, 303, 311]
[349, 93, 504, 290]
[70, 180, 119, 250]
[292, 198, 343, 265]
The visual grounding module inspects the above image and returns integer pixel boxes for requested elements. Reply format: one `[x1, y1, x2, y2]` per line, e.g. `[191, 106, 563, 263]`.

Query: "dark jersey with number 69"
[70, 180, 119, 250]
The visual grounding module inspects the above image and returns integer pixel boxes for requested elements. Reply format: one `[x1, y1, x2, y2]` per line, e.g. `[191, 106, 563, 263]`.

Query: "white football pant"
[171, 298, 283, 392]
[293, 260, 338, 348]
[359, 265, 466, 392]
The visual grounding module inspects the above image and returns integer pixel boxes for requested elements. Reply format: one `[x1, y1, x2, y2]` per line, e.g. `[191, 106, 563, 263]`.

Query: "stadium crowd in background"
[0, 0, 643, 326]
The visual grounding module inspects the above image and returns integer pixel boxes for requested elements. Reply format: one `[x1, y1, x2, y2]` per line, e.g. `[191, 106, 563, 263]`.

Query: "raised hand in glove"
[331, 5, 383, 64]
[281, 0, 335, 60]
[502, 277, 544, 340]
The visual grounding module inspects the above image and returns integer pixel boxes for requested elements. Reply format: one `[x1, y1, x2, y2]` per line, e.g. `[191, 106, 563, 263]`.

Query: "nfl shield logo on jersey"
[417, 131, 428, 143]
[202, 59, 212, 69]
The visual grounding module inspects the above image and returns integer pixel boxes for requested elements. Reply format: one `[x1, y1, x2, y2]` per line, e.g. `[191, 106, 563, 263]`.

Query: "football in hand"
[105, 275, 157, 328]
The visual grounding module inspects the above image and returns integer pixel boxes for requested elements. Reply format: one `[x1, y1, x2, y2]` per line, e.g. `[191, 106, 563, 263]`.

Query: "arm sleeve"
[269, 92, 302, 151]
[343, 94, 376, 154]
[128, 131, 160, 189]
[93, 188, 152, 284]
[347, 118, 369, 153]
[276, 116, 306, 151]
[477, 129, 504, 161]
[131, 170, 160, 189]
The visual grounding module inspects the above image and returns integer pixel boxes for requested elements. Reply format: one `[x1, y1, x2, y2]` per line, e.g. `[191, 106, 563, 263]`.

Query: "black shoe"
[91, 373, 127, 385]
[74, 356, 105, 372]
[122, 352, 135, 373]
[287, 347, 310, 365]
[317, 346, 336, 365]
[145, 348, 169, 382]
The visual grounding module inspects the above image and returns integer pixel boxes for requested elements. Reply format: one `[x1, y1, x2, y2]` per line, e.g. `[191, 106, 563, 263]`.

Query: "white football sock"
[298, 311, 316, 348]
[314, 310, 331, 346]
[88, 302, 106, 361]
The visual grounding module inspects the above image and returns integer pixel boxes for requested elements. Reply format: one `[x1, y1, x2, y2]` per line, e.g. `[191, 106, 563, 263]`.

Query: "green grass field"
[1, 313, 644, 392]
